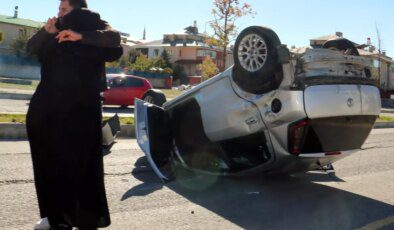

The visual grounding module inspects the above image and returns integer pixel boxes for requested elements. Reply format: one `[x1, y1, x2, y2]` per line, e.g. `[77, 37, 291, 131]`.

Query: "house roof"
[132, 39, 213, 48]
[132, 39, 166, 48]
[0, 14, 43, 28]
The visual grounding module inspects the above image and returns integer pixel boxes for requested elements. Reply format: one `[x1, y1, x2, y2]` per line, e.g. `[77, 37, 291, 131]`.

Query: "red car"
[102, 74, 152, 106]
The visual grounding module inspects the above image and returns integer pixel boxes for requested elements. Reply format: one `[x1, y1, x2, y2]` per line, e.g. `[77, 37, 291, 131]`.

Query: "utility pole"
[376, 23, 382, 90]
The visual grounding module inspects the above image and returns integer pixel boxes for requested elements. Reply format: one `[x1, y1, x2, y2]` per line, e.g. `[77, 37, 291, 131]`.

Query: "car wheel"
[142, 89, 167, 107]
[233, 26, 283, 94]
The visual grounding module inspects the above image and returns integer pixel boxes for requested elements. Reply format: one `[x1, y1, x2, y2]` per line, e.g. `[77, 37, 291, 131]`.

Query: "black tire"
[233, 26, 283, 94]
[142, 89, 167, 106]
[322, 38, 360, 56]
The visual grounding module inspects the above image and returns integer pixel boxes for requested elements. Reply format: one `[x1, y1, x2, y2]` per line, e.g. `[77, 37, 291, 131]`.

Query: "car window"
[109, 77, 126, 88]
[125, 78, 144, 87]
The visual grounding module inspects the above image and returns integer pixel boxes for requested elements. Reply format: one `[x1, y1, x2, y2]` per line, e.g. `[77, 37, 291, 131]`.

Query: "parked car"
[102, 74, 165, 107]
[135, 26, 381, 181]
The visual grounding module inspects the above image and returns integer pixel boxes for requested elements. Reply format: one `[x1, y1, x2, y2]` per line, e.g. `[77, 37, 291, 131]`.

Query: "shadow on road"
[121, 157, 163, 200]
[123, 156, 394, 229]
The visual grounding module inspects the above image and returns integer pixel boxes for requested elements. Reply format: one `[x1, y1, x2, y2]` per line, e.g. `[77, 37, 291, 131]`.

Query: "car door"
[135, 99, 173, 181]
[124, 77, 146, 105]
[104, 77, 126, 105]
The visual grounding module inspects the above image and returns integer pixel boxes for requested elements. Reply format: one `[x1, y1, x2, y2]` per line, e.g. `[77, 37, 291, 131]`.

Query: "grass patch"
[0, 113, 391, 126]
[0, 114, 26, 123]
[0, 113, 134, 125]
[161, 89, 183, 99]
[0, 81, 39, 90]
[378, 115, 394, 122]
[104, 116, 134, 125]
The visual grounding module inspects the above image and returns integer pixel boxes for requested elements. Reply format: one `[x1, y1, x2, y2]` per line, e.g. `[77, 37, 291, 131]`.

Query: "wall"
[0, 23, 38, 52]
[389, 64, 394, 91]
[0, 54, 40, 79]
[179, 47, 196, 60]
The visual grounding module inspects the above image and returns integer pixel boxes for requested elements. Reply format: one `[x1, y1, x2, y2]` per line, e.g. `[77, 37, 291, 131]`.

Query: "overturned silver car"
[135, 26, 381, 181]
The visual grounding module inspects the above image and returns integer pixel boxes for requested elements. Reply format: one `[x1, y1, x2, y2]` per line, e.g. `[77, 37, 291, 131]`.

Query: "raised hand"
[44, 17, 59, 34]
[56, 30, 83, 43]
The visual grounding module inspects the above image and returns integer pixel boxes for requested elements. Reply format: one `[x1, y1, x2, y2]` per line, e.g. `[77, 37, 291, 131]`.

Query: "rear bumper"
[289, 115, 377, 155]
[299, 149, 358, 158]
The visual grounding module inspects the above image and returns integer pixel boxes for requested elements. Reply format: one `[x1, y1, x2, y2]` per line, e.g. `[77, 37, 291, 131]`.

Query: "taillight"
[289, 119, 309, 156]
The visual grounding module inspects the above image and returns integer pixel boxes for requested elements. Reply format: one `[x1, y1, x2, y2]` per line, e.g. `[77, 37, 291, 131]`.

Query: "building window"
[167, 50, 174, 56]
[154, 49, 160, 57]
[137, 48, 148, 56]
[373, 60, 380, 68]
[197, 50, 217, 59]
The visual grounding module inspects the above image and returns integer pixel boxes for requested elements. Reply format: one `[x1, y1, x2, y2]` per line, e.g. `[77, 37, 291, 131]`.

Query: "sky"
[1, 0, 393, 56]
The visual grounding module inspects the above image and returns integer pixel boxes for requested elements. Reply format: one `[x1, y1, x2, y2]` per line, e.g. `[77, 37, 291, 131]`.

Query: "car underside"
[135, 26, 381, 182]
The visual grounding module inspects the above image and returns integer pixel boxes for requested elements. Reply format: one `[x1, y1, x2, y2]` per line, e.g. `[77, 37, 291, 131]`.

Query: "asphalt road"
[0, 129, 393, 230]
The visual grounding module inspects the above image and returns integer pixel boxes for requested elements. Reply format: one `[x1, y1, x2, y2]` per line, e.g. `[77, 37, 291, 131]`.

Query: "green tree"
[9, 28, 29, 56]
[172, 64, 186, 83]
[106, 55, 130, 68]
[151, 57, 166, 69]
[131, 55, 152, 71]
[128, 48, 140, 63]
[160, 49, 172, 68]
[198, 56, 218, 81]
[210, 0, 255, 68]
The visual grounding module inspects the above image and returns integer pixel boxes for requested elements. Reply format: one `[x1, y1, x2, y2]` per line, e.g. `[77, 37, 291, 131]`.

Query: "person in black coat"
[26, 0, 123, 229]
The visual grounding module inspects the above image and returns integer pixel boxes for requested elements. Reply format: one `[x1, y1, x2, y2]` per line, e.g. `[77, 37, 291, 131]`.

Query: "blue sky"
[1, 0, 393, 56]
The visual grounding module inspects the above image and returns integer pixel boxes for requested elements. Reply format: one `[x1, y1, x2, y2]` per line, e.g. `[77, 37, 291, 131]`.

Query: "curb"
[0, 123, 135, 140]
[373, 122, 394, 129]
[0, 92, 32, 100]
[1, 122, 394, 140]
[0, 123, 28, 139]
[381, 109, 394, 114]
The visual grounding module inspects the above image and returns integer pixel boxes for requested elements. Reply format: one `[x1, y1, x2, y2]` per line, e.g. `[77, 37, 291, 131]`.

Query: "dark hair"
[61, 0, 88, 8]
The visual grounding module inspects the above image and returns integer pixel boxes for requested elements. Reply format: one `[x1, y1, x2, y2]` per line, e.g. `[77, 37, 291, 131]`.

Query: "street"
[0, 98, 134, 117]
[0, 129, 393, 230]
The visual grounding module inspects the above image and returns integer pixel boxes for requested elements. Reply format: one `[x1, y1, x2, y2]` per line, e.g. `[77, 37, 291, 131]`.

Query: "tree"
[9, 28, 29, 56]
[172, 64, 186, 83]
[198, 56, 218, 81]
[128, 48, 140, 64]
[106, 55, 130, 68]
[131, 55, 152, 72]
[160, 49, 172, 68]
[210, 0, 255, 68]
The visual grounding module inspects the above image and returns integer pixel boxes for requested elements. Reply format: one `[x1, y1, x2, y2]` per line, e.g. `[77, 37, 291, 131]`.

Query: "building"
[119, 32, 139, 59]
[359, 48, 394, 94]
[131, 22, 234, 77]
[0, 7, 42, 79]
[0, 6, 43, 55]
